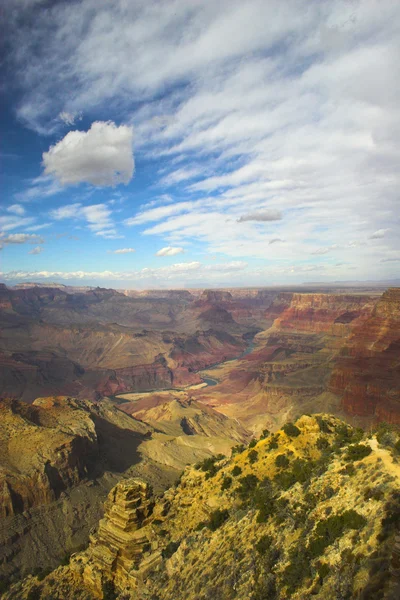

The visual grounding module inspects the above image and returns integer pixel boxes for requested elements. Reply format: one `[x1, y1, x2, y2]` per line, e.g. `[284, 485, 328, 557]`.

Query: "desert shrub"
[0, 579, 10, 594]
[316, 416, 332, 434]
[248, 449, 258, 464]
[376, 422, 400, 447]
[59, 553, 71, 566]
[378, 492, 400, 541]
[282, 423, 301, 438]
[196, 455, 224, 478]
[274, 471, 296, 490]
[316, 436, 330, 450]
[253, 574, 278, 600]
[318, 562, 330, 581]
[162, 540, 180, 558]
[256, 534, 273, 555]
[275, 454, 290, 469]
[260, 429, 270, 439]
[249, 439, 257, 448]
[221, 476, 232, 491]
[102, 580, 117, 600]
[345, 444, 372, 461]
[208, 509, 229, 531]
[324, 486, 336, 500]
[237, 474, 259, 498]
[393, 439, 400, 455]
[254, 478, 275, 522]
[304, 492, 318, 509]
[231, 444, 245, 455]
[27, 588, 42, 600]
[282, 544, 312, 594]
[364, 487, 384, 501]
[308, 510, 366, 558]
[36, 567, 52, 582]
[340, 463, 356, 476]
[195, 521, 206, 531]
[292, 458, 314, 484]
[231, 465, 242, 477]
[274, 497, 290, 524]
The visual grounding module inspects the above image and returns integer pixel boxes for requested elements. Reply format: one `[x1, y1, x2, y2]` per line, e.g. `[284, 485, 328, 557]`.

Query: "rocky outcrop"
[330, 288, 400, 424]
[0, 397, 98, 518]
[75, 479, 156, 597]
[273, 293, 375, 334]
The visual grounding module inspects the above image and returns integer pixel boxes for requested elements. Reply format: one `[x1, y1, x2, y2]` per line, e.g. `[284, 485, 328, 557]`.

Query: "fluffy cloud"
[156, 246, 184, 257]
[59, 111, 81, 125]
[29, 246, 43, 255]
[111, 248, 135, 254]
[43, 121, 134, 187]
[237, 210, 282, 223]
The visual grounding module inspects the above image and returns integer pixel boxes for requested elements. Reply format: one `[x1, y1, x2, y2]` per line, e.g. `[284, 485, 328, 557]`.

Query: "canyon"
[0, 282, 399, 592]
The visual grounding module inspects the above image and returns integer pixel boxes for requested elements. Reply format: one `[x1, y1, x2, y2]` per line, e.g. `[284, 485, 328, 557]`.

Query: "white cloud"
[59, 111, 81, 125]
[0, 233, 44, 244]
[159, 167, 202, 186]
[43, 121, 134, 187]
[0, 215, 35, 231]
[50, 202, 120, 239]
[369, 229, 390, 239]
[156, 246, 184, 257]
[110, 248, 135, 254]
[29, 246, 43, 255]
[7, 204, 25, 215]
[237, 210, 282, 223]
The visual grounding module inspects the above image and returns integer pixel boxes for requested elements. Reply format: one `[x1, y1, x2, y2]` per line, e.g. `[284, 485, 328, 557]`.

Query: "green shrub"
[364, 487, 384, 501]
[221, 476, 232, 491]
[308, 510, 366, 558]
[102, 580, 117, 600]
[27, 588, 42, 600]
[0, 579, 10, 594]
[340, 463, 356, 476]
[59, 553, 71, 566]
[345, 444, 372, 461]
[231, 444, 245, 455]
[282, 423, 301, 438]
[316, 416, 333, 434]
[316, 437, 330, 450]
[274, 471, 297, 490]
[261, 429, 270, 439]
[249, 439, 257, 448]
[248, 449, 258, 464]
[162, 540, 180, 558]
[196, 455, 224, 478]
[195, 521, 206, 531]
[318, 562, 330, 581]
[231, 465, 242, 477]
[275, 454, 290, 469]
[237, 474, 259, 498]
[256, 534, 273, 555]
[282, 545, 312, 594]
[208, 509, 229, 531]
[254, 478, 275, 522]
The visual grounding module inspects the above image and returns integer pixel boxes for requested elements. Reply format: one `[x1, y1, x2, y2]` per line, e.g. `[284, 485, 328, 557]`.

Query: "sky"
[1, 0, 399, 289]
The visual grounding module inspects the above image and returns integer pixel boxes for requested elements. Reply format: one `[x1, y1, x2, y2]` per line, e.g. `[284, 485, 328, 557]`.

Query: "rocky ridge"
[7, 415, 400, 599]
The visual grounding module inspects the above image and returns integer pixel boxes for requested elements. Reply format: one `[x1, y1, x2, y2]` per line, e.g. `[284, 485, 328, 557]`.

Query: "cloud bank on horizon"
[1, 0, 400, 287]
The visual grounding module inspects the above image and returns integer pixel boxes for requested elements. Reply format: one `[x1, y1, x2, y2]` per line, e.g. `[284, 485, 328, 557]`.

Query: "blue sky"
[1, 0, 399, 288]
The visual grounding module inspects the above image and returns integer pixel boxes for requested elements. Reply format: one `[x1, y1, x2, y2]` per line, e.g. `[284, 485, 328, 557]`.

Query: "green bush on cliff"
[231, 465, 242, 476]
[208, 508, 229, 531]
[237, 474, 259, 498]
[248, 449, 258, 464]
[102, 580, 118, 600]
[308, 510, 367, 558]
[282, 423, 301, 438]
[196, 454, 225, 478]
[248, 438, 257, 448]
[162, 540, 180, 558]
[231, 444, 245, 455]
[275, 454, 290, 468]
[345, 444, 372, 461]
[221, 476, 232, 491]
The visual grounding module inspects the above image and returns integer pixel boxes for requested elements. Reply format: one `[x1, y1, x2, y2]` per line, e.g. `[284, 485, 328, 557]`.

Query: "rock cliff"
[330, 288, 400, 424]
[8, 415, 400, 599]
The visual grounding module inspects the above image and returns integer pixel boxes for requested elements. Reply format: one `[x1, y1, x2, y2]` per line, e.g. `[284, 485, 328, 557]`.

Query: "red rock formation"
[273, 293, 375, 335]
[330, 288, 400, 424]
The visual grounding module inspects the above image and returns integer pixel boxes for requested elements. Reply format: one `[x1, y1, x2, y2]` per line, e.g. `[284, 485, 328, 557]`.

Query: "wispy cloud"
[237, 210, 282, 223]
[0, 233, 44, 245]
[50, 202, 121, 239]
[156, 246, 184, 257]
[110, 248, 135, 254]
[29, 246, 43, 255]
[7, 204, 25, 216]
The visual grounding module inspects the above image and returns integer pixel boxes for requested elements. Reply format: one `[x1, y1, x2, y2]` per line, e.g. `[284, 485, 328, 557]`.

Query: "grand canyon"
[0, 283, 399, 598]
